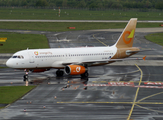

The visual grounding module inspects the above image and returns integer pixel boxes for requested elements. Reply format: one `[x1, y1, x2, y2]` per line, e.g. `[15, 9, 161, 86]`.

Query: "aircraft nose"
[6, 59, 13, 68]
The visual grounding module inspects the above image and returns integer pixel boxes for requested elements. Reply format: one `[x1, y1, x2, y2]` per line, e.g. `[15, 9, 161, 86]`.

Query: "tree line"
[1, 0, 163, 10]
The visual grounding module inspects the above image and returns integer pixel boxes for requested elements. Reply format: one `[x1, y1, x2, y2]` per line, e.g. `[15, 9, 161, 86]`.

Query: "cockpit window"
[12, 55, 24, 59]
[12, 56, 17, 58]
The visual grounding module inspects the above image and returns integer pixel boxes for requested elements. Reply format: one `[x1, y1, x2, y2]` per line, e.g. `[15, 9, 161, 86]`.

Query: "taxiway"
[0, 29, 163, 120]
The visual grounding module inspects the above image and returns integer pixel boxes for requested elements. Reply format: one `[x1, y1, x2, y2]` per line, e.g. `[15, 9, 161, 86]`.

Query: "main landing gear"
[56, 69, 89, 78]
[56, 69, 64, 77]
[81, 71, 89, 78]
[81, 64, 89, 78]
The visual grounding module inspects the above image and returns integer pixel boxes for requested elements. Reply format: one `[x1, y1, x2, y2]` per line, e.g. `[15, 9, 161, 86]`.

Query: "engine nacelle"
[64, 65, 86, 75]
[31, 69, 50, 73]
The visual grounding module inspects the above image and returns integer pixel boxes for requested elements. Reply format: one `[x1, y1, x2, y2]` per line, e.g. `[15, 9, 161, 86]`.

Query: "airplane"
[6, 18, 146, 81]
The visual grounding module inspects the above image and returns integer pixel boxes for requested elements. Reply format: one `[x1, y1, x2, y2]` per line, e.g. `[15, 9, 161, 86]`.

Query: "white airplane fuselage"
[6, 46, 117, 69]
[6, 18, 141, 77]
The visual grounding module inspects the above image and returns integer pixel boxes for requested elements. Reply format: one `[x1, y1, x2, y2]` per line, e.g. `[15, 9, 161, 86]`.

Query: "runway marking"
[93, 34, 107, 46]
[91, 81, 163, 84]
[137, 91, 163, 102]
[144, 82, 163, 85]
[98, 70, 140, 76]
[134, 85, 163, 89]
[85, 83, 163, 88]
[127, 64, 143, 120]
[85, 82, 134, 87]
[136, 104, 163, 114]
[57, 102, 163, 105]
[56, 63, 163, 116]
[57, 102, 133, 104]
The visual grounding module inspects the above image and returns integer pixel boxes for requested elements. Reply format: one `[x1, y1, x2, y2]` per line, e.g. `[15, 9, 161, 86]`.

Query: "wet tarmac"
[0, 29, 163, 120]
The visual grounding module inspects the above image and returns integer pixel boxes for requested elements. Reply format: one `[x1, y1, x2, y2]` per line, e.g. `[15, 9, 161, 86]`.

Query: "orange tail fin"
[114, 18, 137, 48]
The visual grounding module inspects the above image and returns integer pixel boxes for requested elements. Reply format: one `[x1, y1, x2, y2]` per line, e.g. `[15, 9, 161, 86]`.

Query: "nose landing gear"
[23, 69, 29, 82]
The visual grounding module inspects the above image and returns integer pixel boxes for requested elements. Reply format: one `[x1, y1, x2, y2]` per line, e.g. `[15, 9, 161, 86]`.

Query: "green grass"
[0, 22, 162, 53]
[0, 22, 162, 32]
[0, 66, 7, 68]
[0, 8, 163, 20]
[0, 86, 36, 104]
[0, 32, 49, 53]
[145, 33, 163, 46]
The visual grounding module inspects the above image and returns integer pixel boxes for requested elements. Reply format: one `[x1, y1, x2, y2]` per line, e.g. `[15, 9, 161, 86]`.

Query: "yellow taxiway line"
[127, 64, 143, 120]
[137, 91, 163, 102]
[136, 104, 163, 114]
[93, 34, 107, 46]
[57, 65, 163, 116]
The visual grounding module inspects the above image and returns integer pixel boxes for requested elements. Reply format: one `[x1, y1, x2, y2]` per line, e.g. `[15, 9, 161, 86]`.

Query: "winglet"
[143, 56, 146, 61]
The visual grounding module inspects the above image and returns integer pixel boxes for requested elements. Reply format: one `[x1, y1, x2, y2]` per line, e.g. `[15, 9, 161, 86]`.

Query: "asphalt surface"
[0, 29, 163, 120]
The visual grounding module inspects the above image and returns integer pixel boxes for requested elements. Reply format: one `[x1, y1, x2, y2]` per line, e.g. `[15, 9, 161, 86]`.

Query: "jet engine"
[64, 65, 86, 75]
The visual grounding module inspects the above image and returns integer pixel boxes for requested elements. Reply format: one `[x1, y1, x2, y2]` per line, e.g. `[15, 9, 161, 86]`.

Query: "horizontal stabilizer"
[126, 49, 155, 54]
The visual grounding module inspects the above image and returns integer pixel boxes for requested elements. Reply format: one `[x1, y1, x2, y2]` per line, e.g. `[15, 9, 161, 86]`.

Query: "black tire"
[23, 75, 28, 81]
[56, 70, 64, 77]
[59, 71, 64, 76]
[84, 72, 89, 77]
[81, 72, 89, 78]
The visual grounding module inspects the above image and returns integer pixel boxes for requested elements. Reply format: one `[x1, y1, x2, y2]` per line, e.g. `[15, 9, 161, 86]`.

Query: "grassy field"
[145, 33, 163, 46]
[0, 8, 163, 20]
[0, 8, 162, 53]
[0, 86, 36, 104]
[0, 22, 162, 53]
[0, 32, 49, 53]
[0, 66, 7, 68]
[0, 22, 162, 32]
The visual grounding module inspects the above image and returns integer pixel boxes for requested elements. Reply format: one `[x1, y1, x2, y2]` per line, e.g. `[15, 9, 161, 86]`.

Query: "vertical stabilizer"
[114, 18, 137, 48]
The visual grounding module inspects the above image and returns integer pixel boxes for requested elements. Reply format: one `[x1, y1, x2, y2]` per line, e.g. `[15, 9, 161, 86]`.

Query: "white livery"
[6, 18, 145, 79]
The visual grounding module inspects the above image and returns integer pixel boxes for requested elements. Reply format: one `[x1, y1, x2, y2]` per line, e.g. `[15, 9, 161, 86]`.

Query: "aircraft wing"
[62, 56, 146, 65]
[82, 56, 146, 63]
[62, 62, 83, 65]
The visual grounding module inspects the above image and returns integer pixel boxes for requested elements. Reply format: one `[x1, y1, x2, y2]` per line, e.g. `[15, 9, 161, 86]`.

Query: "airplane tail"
[114, 18, 137, 48]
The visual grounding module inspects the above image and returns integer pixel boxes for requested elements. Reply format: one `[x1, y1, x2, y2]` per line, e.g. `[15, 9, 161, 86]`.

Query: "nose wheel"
[23, 69, 29, 81]
[23, 74, 28, 81]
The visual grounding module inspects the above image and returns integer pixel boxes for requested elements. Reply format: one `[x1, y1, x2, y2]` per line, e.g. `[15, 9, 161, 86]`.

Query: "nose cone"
[6, 59, 13, 68]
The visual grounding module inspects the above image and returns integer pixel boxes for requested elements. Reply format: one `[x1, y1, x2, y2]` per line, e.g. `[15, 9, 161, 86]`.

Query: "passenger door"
[28, 51, 35, 63]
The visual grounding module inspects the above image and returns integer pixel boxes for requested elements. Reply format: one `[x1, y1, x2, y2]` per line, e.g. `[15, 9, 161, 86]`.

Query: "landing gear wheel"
[56, 70, 64, 77]
[81, 72, 89, 78]
[23, 74, 28, 82]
